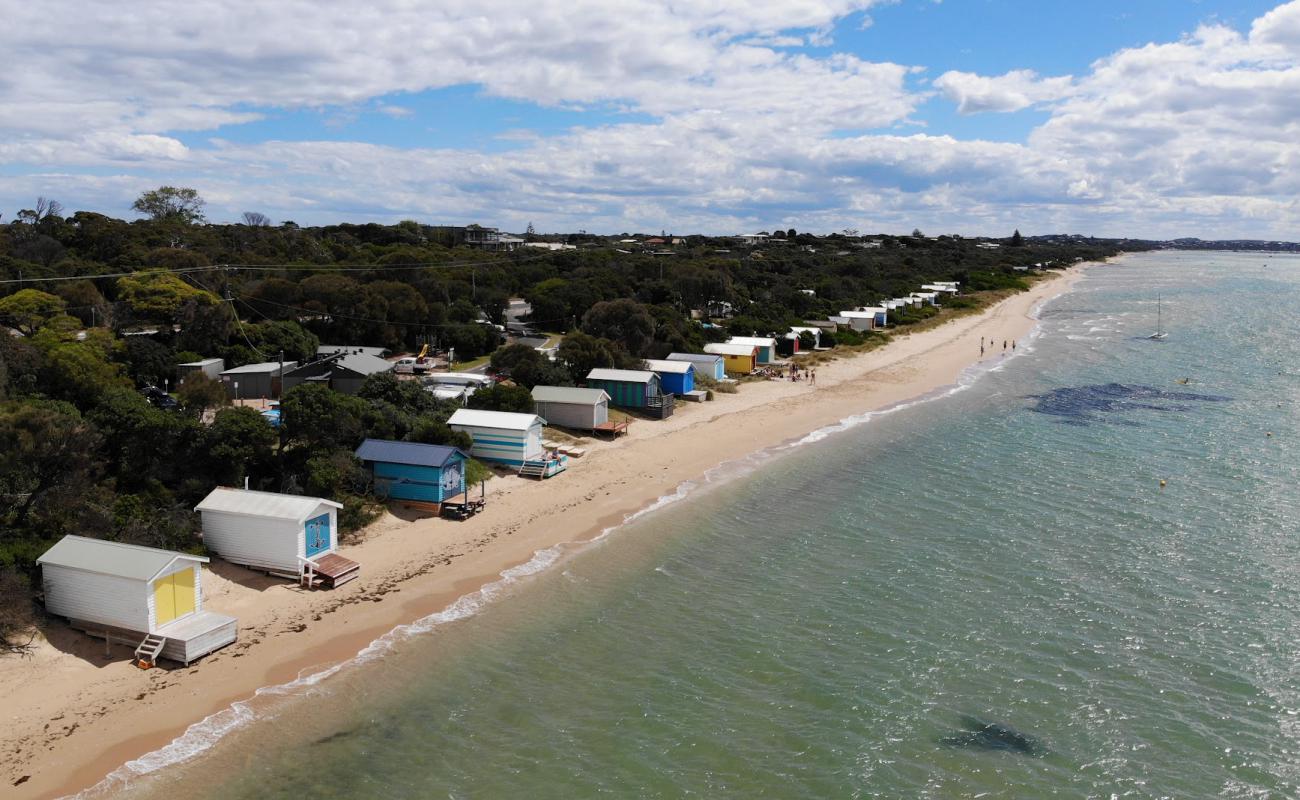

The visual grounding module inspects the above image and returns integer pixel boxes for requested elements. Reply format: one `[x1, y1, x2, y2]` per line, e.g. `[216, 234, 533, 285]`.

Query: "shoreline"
[0, 265, 1089, 800]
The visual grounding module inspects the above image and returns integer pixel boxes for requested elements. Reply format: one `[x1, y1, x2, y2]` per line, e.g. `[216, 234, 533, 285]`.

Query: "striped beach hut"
[585, 368, 672, 418]
[195, 488, 358, 588]
[531, 386, 610, 431]
[703, 342, 758, 374]
[643, 359, 695, 395]
[727, 336, 778, 364]
[448, 408, 546, 466]
[355, 439, 469, 506]
[666, 352, 726, 381]
[37, 536, 237, 666]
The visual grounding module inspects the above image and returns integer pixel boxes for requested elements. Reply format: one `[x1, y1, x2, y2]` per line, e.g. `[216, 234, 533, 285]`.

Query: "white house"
[194, 488, 355, 587]
[37, 536, 237, 666]
[448, 408, 547, 466]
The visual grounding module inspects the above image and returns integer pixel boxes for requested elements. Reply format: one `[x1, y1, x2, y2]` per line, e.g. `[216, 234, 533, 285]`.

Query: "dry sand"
[0, 266, 1088, 799]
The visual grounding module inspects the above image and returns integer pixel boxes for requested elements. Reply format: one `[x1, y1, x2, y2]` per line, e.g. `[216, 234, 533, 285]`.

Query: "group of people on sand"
[979, 336, 1015, 357]
[757, 364, 816, 384]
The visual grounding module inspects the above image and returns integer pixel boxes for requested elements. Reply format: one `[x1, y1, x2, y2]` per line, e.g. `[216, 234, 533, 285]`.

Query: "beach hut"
[666, 352, 726, 381]
[448, 408, 546, 465]
[585, 368, 672, 418]
[838, 311, 877, 332]
[727, 336, 778, 364]
[177, 357, 224, 384]
[194, 488, 358, 588]
[354, 439, 469, 507]
[703, 343, 758, 375]
[219, 361, 297, 399]
[37, 536, 237, 666]
[642, 359, 695, 395]
[531, 386, 610, 431]
[790, 327, 823, 349]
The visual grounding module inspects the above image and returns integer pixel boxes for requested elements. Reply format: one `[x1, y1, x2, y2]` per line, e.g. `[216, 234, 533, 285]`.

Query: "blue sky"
[3, 0, 1299, 237]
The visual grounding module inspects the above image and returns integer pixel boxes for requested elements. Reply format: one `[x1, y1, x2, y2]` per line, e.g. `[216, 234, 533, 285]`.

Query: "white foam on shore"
[70, 280, 1074, 799]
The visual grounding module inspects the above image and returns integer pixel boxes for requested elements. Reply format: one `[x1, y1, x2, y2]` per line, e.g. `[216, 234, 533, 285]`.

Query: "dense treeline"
[0, 195, 1127, 650]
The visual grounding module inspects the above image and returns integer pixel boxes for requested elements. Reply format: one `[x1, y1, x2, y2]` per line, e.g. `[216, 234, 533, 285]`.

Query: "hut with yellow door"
[37, 536, 237, 667]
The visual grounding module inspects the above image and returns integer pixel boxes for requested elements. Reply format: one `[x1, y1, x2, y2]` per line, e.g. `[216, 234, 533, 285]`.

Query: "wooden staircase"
[134, 633, 166, 668]
[518, 460, 549, 479]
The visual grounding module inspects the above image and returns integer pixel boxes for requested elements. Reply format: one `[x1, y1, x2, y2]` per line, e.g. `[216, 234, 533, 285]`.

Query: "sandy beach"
[0, 265, 1088, 799]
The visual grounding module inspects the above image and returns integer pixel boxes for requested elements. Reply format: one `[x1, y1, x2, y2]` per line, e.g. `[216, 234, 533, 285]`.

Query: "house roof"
[37, 535, 207, 583]
[318, 345, 387, 358]
[704, 343, 758, 357]
[586, 368, 658, 383]
[179, 358, 223, 368]
[727, 336, 778, 348]
[531, 386, 611, 404]
[666, 352, 723, 365]
[195, 487, 341, 521]
[354, 439, 467, 468]
[221, 361, 298, 376]
[642, 359, 693, 374]
[448, 408, 545, 430]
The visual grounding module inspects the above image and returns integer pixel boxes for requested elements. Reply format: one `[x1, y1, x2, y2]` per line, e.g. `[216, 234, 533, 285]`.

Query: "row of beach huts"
[43, 281, 963, 669]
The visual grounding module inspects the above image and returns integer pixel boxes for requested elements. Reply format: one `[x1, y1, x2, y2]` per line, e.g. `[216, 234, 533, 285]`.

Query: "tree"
[912, 228, 925, 239]
[556, 331, 638, 383]
[242, 211, 271, 227]
[0, 400, 100, 529]
[580, 299, 656, 357]
[0, 289, 66, 335]
[281, 382, 370, 451]
[132, 186, 206, 224]
[787, 228, 797, 239]
[0, 568, 37, 655]
[201, 406, 276, 486]
[467, 383, 535, 413]
[123, 336, 176, 386]
[177, 373, 229, 416]
[116, 273, 221, 322]
[1010, 229, 1024, 247]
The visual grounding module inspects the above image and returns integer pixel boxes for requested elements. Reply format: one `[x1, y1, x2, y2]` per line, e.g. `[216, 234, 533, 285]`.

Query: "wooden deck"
[70, 611, 238, 666]
[594, 419, 631, 438]
[306, 553, 361, 589]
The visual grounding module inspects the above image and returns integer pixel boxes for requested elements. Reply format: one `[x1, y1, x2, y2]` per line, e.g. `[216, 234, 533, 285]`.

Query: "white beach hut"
[37, 536, 237, 666]
[531, 386, 610, 431]
[448, 408, 547, 466]
[726, 336, 778, 364]
[194, 488, 357, 588]
[838, 311, 877, 332]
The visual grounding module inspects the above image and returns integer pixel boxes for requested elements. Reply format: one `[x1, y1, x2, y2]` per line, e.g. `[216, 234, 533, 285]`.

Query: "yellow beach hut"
[704, 342, 758, 374]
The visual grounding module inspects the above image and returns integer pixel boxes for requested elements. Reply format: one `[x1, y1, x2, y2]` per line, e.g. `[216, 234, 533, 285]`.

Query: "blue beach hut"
[643, 359, 695, 395]
[585, 368, 673, 419]
[355, 439, 469, 504]
[666, 352, 726, 381]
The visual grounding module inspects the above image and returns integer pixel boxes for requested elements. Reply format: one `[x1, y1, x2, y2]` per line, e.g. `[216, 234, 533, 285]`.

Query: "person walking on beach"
[1012, 340, 1016, 350]
[980, 344, 985, 356]
[811, 369, 816, 385]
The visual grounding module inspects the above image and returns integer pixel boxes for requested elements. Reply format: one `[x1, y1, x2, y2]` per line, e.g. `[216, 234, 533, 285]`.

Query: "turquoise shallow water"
[109, 252, 1300, 799]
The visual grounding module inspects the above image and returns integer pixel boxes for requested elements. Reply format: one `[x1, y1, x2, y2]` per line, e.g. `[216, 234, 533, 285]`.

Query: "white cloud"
[933, 69, 1074, 114]
[2, 1, 1300, 239]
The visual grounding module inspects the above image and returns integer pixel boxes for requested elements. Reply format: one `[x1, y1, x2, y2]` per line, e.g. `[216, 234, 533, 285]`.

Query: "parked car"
[140, 385, 179, 410]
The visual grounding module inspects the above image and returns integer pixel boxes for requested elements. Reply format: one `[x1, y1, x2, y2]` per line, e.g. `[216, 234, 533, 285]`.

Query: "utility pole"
[277, 349, 286, 484]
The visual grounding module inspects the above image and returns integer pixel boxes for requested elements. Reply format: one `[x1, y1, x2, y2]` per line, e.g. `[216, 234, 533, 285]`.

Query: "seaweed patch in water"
[1026, 382, 1231, 426]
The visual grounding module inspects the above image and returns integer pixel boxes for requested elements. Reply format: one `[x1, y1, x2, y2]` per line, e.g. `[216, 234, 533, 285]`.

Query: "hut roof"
[531, 386, 611, 405]
[727, 336, 778, 348]
[37, 535, 207, 582]
[666, 352, 724, 365]
[586, 368, 658, 383]
[195, 487, 342, 521]
[448, 408, 546, 430]
[179, 358, 223, 368]
[318, 345, 387, 358]
[704, 343, 759, 357]
[354, 439, 468, 468]
[642, 359, 694, 374]
[220, 360, 297, 376]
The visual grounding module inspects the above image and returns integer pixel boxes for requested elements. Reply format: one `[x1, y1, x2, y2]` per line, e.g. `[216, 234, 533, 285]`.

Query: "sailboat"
[1147, 294, 1168, 340]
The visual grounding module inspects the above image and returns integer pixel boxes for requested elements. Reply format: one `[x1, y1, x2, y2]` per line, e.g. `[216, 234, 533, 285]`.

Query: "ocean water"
[104, 251, 1300, 799]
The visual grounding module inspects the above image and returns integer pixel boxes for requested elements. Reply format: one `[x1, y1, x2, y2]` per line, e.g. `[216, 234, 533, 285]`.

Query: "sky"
[1, 0, 1298, 238]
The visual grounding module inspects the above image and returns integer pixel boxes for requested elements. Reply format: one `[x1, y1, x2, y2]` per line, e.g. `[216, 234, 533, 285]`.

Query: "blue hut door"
[305, 514, 331, 558]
